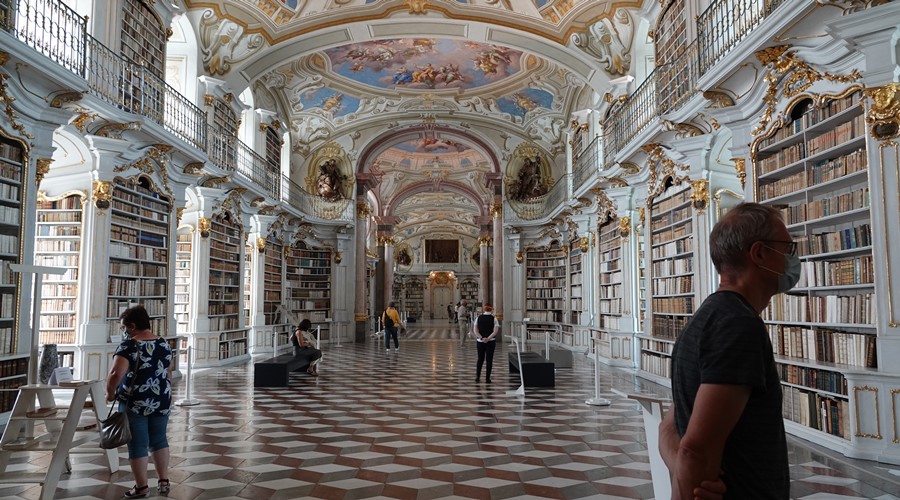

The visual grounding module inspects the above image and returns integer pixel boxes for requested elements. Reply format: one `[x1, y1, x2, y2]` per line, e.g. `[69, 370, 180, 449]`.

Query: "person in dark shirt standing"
[660, 203, 793, 499]
[473, 305, 499, 383]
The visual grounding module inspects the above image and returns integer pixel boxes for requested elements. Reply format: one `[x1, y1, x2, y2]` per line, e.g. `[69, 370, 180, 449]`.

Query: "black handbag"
[99, 353, 138, 449]
[99, 405, 131, 449]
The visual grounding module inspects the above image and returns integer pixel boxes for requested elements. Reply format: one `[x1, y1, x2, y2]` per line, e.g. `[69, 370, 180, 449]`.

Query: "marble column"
[382, 237, 394, 306]
[479, 236, 491, 306]
[491, 202, 504, 319]
[354, 202, 371, 325]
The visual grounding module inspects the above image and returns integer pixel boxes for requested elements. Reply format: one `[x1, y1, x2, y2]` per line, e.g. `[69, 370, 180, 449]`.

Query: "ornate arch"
[382, 181, 488, 218]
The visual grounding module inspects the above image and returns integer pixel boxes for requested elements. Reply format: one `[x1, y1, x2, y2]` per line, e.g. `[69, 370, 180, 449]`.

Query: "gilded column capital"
[478, 235, 493, 247]
[489, 203, 502, 218]
[256, 237, 266, 253]
[198, 217, 212, 238]
[618, 217, 631, 239]
[357, 202, 372, 219]
[377, 235, 396, 247]
[690, 179, 709, 211]
[733, 158, 747, 190]
[36, 158, 53, 188]
[864, 83, 900, 141]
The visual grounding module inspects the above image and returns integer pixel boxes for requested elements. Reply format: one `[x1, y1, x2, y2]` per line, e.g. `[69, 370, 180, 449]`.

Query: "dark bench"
[254, 354, 310, 387]
[508, 351, 555, 387]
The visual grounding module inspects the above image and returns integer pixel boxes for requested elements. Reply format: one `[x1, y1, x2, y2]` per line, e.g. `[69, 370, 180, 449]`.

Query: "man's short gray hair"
[709, 203, 783, 274]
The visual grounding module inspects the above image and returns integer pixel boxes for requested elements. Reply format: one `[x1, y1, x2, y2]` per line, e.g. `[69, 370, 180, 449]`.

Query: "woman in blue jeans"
[106, 305, 173, 498]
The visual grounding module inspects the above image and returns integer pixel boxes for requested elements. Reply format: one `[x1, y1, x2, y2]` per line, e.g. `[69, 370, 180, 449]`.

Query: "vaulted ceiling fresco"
[325, 39, 523, 91]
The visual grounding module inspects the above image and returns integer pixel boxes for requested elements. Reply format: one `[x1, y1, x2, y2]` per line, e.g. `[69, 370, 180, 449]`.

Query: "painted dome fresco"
[324, 39, 523, 91]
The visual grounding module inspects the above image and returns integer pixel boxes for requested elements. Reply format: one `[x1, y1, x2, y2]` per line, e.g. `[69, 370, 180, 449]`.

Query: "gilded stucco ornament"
[864, 83, 900, 140]
[49, 91, 84, 108]
[357, 202, 372, 219]
[0, 72, 33, 139]
[334, 251, 342, 264]
[815, 0, 893, 14]
[478, 235, 494, 247]
[661, 120, 704, 139]
[176, 207, 184, 225]
[515, 251, 524, 264]
[198, 217, 212, 238]
[643, 144, 690, 199]
[618, 217, 631, 239]
[570, 8, 634, 77]
[619, 162, 640, 175]
[691, 179, 710, 211]
[377, 235, 396, 247]
[35, 158, 52, 187]
[406, 0, 430, 14]
[702, 90, 735, 108]
[95, 121, 141, 139]
[92, 180, 112, 209]
[490, 203, 502, 218]
[256, 237, 266, 253]
[733, 158, 747, 190]
[113, 146, 175, 199]
[753, 45, 861, 135]
[71, 112, 97, 133]
[592, 187, 616, 224]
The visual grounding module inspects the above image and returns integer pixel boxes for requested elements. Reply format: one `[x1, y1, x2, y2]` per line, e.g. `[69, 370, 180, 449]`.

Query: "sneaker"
[386, 348, 391, 352]
[395, 348, 399, 352]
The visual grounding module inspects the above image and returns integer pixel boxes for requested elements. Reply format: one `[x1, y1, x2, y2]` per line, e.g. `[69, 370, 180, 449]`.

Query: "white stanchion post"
[521, 318, 530, 350]
[506, 337, 525, 397]
[544, 331, 550, 359]
[273, 331, 278, 359]
[176, 346, 199, 406]
[328, 318, 339, 347]
[586, 339, 611, 406]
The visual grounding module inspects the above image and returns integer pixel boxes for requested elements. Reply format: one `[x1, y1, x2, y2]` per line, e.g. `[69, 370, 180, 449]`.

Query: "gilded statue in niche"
[508, 156, 548, 201]
[316, 158, 346, 201]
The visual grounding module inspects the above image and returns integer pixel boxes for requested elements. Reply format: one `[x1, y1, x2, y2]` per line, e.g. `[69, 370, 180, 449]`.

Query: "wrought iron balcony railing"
[0, 0, 86, 74]
[236, 139, 280, 200]
[572, 135, 600, 191]
[698, 0, 788, 76]
[658, 41, 699, 114]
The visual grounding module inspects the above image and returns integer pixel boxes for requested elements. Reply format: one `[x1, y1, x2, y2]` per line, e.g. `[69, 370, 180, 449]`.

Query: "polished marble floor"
[2, 320, 899, 499]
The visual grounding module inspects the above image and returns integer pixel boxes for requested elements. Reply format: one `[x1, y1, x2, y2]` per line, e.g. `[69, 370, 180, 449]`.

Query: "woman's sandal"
[158, 478, 171, 494]
[123, 484, 149, 498]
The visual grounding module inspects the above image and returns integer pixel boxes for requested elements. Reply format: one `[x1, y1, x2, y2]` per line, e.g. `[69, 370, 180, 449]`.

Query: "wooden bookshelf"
[263, 236, 284, 325]
[35, 194, 82, 346]
[754, 88, 872, 441]
[639, 182, 695, 382]
[286, 241, 331, 336]
[174, 229, 191, 335]
[459, 277, 478, 308]
[0, 133, 26, 413]
[598, 218, 622, 332]
[208, 214, 247, 360]
[107, 177, 170, 340]
[405, 278, 424, 321]
[525, 242, 565, 323]
[568, 242, 583, 325]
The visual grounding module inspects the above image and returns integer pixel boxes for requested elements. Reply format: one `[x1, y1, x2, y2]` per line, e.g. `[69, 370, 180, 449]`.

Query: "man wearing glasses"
[660, 203, 795, 499]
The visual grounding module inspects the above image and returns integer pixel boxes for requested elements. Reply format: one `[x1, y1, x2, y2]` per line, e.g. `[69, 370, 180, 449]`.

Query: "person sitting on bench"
[291, 319, 322, 376]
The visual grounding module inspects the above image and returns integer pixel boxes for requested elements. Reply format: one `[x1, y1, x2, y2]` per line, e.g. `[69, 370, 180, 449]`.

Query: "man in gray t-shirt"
[660, 203, 794, 499]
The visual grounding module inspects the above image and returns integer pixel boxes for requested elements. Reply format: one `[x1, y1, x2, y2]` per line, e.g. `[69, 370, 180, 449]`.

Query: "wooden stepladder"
[0, 380, 119, 499]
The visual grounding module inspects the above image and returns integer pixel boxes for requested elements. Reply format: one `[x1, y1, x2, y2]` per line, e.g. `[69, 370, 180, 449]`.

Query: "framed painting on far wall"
[425, 239, 459, 263]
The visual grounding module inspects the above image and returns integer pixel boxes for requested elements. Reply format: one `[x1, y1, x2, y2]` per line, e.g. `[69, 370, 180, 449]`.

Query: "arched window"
[121, 0, 167, 79]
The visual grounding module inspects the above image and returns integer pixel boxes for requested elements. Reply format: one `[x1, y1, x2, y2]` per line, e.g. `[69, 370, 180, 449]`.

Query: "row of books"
[641, 337, 674, 355]
[220, 330, 247, 342]
[286, 281, 330, 290]
[35, 240, 79, 253]
[107, 298, 166, 317]
[653, 187, 691, 214]
[36, 254, 79, 268]
[650, 315, 690, 340]
[209, 289, 239, 301]
[599, 316, 620, 330]
[109, 242, 167, 261]
[109, 261, 167, 278]
[525, 285, 564, 297]
[287, 267, 331, 276]
[0, 205, 19, 225]
[0, 262, 13, 285]
[806, 114, 865, 156]
[777, 363, 847, 395]
[570, 274, 582, 286]
[0, 293, 13, 318]
[600, 247, 620, 261]
[652, 256, 693, 276]
[0, 163, 21, 182]
[758, 141, 805, 176]
[43, 268, 78, 281]
[767, 324, 877, 368]
[113, 187, 170, 213]
[652, 275, 693, 295]
[797, 255, 874, 288]
[39, 330, 76, 345]
[525, 278, 565, 289]
[37, 211, 81, 223]
[600, 271, 622, 285]
[779, 186, 869, 226]
[599, 283, 622, 298]
[210, 235, 241, 252]
[210, 260, 239, 273]
[107, 278, 167, 297]
[652, 296, 694, 314]
[808, 148, 867, 184]
[111, 200, 169, 223]
[210, 302, 240, 315]
[220, 339, 248, 359]
[651, 205, 691, 232]
[211, 317, 240, 330]
[599, 299, 622, 314]
[600, 260, 620, 272]
[652, 221, 692, 245]
[0, 182, 19, 201]
[796, 223, 871, 256]
[652, 237, 693, 259]
[36, 224, 81, 237]
[640, 351, 672, 378]
[763, 293, 876, 325]
[41, 283, 77, 297]
[524, 310, 563, 322]
[289, 299, 330, 310]
[0, 143, 24, 164]
[783, 385, 851, 439]
[37, 197, 80, 210]
[0, 375, 29, 413]
[39, 313, 76, 328]
[111, 215, 168, 235]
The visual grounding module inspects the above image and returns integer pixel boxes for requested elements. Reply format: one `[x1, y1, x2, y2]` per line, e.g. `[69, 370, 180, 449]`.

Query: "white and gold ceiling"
[177, 0, 646, 253]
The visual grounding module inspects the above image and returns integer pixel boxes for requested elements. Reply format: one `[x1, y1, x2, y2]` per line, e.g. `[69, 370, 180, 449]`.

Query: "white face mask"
[760, 245, 801, 293]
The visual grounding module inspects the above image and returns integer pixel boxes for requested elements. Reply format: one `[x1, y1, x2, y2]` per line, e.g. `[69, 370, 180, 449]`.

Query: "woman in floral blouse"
[106, 305, 173, 498]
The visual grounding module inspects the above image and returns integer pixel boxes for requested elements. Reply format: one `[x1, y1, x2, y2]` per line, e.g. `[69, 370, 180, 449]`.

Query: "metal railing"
[572, 135, 600, 191]
[0, 0, 86, 74]
[602, 67, 659, 168]
[698, 0, 788, 76]
[545, 174, 569, 212]
[236, 140, 280, 199]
